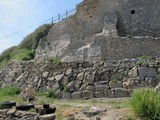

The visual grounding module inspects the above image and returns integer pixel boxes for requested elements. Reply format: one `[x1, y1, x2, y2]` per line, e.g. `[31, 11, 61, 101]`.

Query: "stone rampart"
[1, 58, 160, 99]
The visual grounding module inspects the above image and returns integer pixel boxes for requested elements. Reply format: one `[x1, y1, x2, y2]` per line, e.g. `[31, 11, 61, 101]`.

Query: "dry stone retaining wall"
[0, 58, 160, 99]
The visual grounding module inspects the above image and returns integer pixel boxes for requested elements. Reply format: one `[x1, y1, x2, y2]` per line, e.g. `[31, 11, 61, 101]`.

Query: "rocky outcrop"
[1, 57, 160, 99]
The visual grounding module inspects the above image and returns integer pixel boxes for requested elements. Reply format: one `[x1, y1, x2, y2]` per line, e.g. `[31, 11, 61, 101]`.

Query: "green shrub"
[0, 46, 17, 70]
[63, 85, 70, 92]
[48, 58, 61, 65]
[37, 90, 57, 98]
[0, 24, 52, 69]
[134, 60, 145, 67]
[0, 86, 21, 96]
[138, 55, 151, 60]
[46, 89, 57, 98]
[130, 88, 160, 120]
[19, 24, 52, 50]
[12, 49, 35, 60]
[0, 59, 9, 70]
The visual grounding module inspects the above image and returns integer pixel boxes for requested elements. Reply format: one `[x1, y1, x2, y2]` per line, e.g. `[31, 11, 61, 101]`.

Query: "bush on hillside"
[0, 46, 16, 62]
[0, 46, 17, 69]
[130, 88, 160, 120]
[0, 86, 21, 96]
[12, 48, 35, 60]
[19, 24, 52, 50]
[0, 24, 52, 69]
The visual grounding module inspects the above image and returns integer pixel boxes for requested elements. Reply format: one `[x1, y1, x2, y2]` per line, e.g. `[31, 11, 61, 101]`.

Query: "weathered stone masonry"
[1, 58, 160, 99]
[1, 0, 160, 99]
[35, 0, 160, 62]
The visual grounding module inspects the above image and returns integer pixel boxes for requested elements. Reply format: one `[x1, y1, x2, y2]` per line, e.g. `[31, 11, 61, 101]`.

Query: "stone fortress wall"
[1, 0, 160, 99]
[35, 0, 160, 62]
[1, 58, 160, 99]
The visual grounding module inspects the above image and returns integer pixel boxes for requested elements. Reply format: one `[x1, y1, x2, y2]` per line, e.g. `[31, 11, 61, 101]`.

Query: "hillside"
[0, 24, 52, 69]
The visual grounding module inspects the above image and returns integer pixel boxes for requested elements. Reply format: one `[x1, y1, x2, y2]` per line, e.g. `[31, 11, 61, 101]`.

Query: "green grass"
[0, 89, 131, 120]
[0, 95, 24, 103]
[36, 89, 57, 99]
[12, 49, 35, 60]
[0, 86, 21, 96]
[48, 58, 61, 65]
[0, 86, 23, 103]
[138, 55, 151, 60]
[130, 88, 160, 120]
[63, 85, 70, 92]
[109, 80, 119, 84]
[0, 59, 9, 70]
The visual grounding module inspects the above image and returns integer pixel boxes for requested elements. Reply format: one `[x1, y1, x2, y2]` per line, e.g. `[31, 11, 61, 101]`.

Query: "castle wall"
[35, 0, 160, 62]
[100, 0, 160, 37]
[0, 59, 160, 99]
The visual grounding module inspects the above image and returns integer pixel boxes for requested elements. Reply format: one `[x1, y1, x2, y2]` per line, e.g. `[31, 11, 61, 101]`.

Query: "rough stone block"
[61, 92, 71, 99]
[15, 111, 37, 117]
[6, 109, 16, 115]
[95, 86, 109, 91]
[99, 72, 110, 81]
[95, 91, 104, 98]
[82, 90, 94, 99]
[128, 67, 138, 77]
[77, 72, 84, 81]
[66, 68, 72, 76]
[86, 85, 95, 91]
[67, 116, 75, 120]
[94, 81, 108, 86]
[109, 82, 122, 88]
[104, 90, 114, 98]
[84, 72, 95, 85]
[39, 114, 56, 120]
[111, 73, 123, 81]
[138, 67, 157, 77]
[145, 77, 158, 87]
[114, 88, 128, 98]
[0, 110, 8, 116]
[55, 74, 64, 82]
[123, 78, 135, 89]
[42, 72, 49, 78]
[72, 92, 82, 99]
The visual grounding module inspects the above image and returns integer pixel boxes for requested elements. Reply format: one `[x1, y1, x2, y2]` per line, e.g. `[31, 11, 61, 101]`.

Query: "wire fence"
[0, 1, 100, 40]
[38, 8, 76, 26]
[0, 8, 76, 40]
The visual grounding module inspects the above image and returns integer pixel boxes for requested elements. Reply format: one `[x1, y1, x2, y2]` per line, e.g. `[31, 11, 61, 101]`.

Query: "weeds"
[0, 86, 21, 96]
[130, 88, 160, 120]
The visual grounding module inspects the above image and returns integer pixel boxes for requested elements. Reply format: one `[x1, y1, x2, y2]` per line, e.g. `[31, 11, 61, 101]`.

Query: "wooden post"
[58, 14, 61, 22]
[51, 17, 53, 26]
[66, 10, 68, 18]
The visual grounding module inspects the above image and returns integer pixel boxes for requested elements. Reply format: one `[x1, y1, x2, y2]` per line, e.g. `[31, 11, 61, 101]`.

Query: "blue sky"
[0, 0, 83, 53]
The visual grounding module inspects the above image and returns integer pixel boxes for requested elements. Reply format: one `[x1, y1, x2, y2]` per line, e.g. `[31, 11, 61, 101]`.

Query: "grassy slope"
[0, 24, 52, 70]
